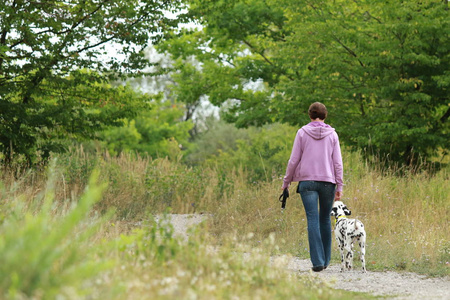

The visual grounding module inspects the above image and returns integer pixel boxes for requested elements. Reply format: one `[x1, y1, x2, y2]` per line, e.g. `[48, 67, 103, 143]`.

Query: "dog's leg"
[359, 235, 367, 273]
[344, 239, 353, 271]
[336, 235, 345, 272]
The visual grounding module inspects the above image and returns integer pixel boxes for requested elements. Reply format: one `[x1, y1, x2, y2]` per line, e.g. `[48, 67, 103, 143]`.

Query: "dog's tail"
[355, 219, 361, 230]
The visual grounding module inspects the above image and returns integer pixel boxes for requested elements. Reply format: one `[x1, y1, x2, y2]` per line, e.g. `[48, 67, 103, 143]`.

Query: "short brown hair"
[308, 102, 328, 120]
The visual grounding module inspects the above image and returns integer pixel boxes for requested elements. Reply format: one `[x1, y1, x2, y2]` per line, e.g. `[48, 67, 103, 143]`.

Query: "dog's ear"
[344, 206, 351, 215]
[330, 207, 337, 216]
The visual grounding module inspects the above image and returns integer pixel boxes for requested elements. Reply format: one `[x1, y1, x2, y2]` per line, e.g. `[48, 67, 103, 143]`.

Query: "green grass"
[0, 148, 448, 298]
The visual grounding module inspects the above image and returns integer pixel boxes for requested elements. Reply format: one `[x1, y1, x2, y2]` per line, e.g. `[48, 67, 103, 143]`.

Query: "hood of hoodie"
[302, 122, 335, 140]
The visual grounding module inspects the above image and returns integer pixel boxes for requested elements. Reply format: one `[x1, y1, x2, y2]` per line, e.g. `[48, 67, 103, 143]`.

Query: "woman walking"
[282, 102, 343, 272]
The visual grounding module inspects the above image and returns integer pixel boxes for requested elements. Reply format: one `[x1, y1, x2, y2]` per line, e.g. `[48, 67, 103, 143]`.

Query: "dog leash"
[279, 188, 289, 209]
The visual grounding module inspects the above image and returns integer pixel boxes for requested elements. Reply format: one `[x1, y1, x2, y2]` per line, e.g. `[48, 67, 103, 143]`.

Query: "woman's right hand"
[335, 191, 342, 201]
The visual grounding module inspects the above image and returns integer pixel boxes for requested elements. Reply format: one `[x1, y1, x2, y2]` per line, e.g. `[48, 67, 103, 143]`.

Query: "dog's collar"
[333, 215, 347, 226]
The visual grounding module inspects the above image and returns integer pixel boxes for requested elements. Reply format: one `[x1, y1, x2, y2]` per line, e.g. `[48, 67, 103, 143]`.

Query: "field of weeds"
[0, 148, 448, 298]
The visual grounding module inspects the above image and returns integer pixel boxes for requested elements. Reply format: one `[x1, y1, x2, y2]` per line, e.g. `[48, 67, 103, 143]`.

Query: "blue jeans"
[297, 181, 336, 268]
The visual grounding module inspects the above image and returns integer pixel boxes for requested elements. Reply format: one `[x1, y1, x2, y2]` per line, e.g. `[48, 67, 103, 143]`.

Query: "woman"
[281, 102, 343, 272]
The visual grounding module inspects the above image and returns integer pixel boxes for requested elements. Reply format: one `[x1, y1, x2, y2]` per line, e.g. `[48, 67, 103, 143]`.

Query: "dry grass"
[0, 169, 366, 299]
[1, 148, 448, 278]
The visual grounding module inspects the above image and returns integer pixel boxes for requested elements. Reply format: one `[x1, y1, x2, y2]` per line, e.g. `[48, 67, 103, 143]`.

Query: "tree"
[100, 98, 193, 159]
[159, 0, 449, 165]
[0, 0, 186, 164]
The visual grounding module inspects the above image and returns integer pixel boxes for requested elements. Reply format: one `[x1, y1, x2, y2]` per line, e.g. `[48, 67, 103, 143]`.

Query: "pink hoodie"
[282, 121, 344, 191]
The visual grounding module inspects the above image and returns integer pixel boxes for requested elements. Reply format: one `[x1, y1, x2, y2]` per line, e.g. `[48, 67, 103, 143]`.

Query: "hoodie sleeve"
[332, 133, 344, 192]
[282, 129, 303, 189]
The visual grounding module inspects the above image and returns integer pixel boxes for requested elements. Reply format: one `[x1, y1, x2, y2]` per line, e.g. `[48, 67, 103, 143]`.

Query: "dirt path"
[164, 214, 450, 299]
[287, 257, 449, 299]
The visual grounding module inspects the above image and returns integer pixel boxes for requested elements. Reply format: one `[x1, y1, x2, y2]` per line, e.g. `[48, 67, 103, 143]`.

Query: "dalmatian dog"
[330, 201, 367, 273]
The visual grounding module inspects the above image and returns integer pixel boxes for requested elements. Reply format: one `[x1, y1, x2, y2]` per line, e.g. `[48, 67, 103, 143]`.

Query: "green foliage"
[100, 98, 193, 159]
[0, 0, 185, 165]
[1, 77, 151, 164]
[159, 0, 450, 166]
[0, 165, 111, 298]
[186, 120, 296, 182]
[101, 119, 143, 155]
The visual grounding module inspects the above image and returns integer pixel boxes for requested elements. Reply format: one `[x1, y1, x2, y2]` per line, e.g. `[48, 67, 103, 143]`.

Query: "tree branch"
[331, 35, 365, 67]
[440, 106, 450, 123]
[242, 39, 274, 66]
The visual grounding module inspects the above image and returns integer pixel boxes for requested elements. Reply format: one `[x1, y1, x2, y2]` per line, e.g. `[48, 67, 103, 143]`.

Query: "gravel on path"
[287, 256, 450, 300]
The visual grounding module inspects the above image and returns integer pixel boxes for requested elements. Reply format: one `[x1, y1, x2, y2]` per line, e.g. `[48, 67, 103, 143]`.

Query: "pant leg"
[317, 182, 336, 267]
[298, 181, 325, 267]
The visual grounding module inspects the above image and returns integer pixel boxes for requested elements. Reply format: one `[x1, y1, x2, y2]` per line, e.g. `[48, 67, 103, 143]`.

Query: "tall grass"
[209, 150, 449, 276]
[0, 164, 111, 299]
[0, 145, 448, 300]
[0, 159, 371, 299]
[339, 150, 449, 275]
